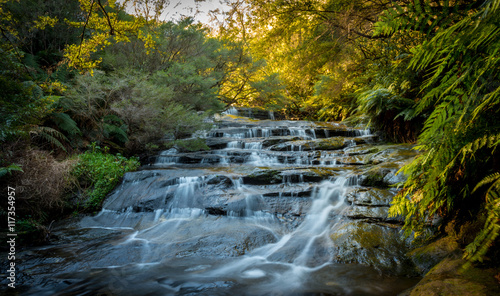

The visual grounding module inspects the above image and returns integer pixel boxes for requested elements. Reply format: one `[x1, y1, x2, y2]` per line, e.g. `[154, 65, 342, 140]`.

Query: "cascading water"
[11, 108, 421, 296]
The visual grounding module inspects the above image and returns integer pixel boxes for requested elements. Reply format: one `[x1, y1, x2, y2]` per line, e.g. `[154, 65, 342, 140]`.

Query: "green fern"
[0, 163, 23, 178]
[374, 0, 463, 37]
[102, 123, 128, 144]
[49, 112, 81, 137]
[31, 126, 69, 152]
[463, 173, 500, 267]
[386, 0, 500, 265]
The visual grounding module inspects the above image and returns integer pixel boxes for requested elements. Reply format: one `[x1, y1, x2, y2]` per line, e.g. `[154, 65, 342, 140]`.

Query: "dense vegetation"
[0, 0, 499, 271]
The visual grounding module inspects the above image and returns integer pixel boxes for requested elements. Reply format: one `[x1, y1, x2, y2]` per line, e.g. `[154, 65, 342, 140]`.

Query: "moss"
[408, 258, 500, 296]
[408, 236, 461, 274]
[361, 167, 390, 187]
[242, 169, 282, 185]
[164, 138, 210, 152]
[315, 137, 346, 150]
[329, 220, 417, 276]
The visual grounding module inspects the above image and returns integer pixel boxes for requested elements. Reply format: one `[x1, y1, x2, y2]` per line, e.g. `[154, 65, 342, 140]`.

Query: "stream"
[3, 108, 421, 295]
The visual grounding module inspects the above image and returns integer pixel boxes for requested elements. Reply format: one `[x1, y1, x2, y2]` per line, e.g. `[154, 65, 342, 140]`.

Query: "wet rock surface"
[1, 108, 423, 295]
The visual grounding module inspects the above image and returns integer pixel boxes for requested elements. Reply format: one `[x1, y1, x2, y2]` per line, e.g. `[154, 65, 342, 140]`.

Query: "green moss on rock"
[408, 236, 461, 274]
[407, 258, 500, 296]
[242, 169, 282, 185]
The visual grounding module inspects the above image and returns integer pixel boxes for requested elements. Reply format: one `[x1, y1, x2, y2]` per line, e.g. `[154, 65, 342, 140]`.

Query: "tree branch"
[97, 0, 115, 35]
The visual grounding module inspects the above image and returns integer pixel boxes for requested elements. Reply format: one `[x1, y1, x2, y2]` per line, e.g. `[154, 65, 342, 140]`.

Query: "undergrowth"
[72, 143, 140, 210]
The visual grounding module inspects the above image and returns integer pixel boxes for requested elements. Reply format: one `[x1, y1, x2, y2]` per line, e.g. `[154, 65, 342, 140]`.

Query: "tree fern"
[102, 123, 128, 144]
[386, 0, 500, 265]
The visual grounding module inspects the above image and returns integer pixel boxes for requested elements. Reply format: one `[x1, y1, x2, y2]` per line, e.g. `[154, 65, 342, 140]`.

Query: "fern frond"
[50, 113, 81, 137]
[0, 164, 23, 178]
[464, 172, 500, 267]
[459, 134, 500, 163]
[31, 126, 68, 152]
[102, 123, 128, 144]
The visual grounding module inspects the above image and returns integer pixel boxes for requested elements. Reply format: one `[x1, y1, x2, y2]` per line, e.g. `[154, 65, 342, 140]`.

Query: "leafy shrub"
[72, 144, 140, 209]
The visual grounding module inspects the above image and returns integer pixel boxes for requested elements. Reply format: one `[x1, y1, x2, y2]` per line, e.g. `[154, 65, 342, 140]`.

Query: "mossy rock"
[269, 137, 347, 151]
[344, 206, 390, 221]
[346, 187, 396, 206]
[368, 144, 418, 165]
[206, 175, 233, 187]
[313, 137, 347, 150]
[408, 236, 461, 274]
[360, 167, 392, 187]
[359, 163, 405, 187]
[407, 258, 500, 296]
[242, 169, 282, 185]
[330, 220, 417, 276]
[165, 138, 210, 152]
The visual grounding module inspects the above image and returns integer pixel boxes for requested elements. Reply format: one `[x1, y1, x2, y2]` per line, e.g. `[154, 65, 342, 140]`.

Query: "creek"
[6, 108, 421, 295]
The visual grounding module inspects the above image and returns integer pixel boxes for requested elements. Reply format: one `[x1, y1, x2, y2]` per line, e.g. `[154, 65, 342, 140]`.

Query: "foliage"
[0, 0, 81, 67]
[463, 172, 500, 267]
[0, 50, 53, 142]
[63, 0, 146, 71]
[72, 144, 140, 209]
[387, 0, 500, 265]
[214, 0, 388, 119]
[0, 163, 23, 178]
[57, 71, 129, 150]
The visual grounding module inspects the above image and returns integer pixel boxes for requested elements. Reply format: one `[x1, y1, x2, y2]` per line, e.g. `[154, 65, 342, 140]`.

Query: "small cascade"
[168, 176, 205, 211]
[247, 151, 280, 166]
[156, 148, 180, 164]
[201, 177, 354, 295]
[289, 127, 316, 139]
[222, 106, 239, 116]
[226, 141, 264, 150]
[356, 128, 371, 136]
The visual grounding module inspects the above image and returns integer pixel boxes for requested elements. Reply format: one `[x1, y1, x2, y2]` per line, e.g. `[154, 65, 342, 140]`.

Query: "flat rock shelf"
[6, 109, 422, 295]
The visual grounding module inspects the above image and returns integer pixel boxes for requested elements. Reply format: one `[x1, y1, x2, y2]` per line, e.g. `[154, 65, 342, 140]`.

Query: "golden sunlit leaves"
[65, 32, 110, 72]
[34, 15, 58, 30]
[64, 0, 146, 72]
[138, 30, 157, 54]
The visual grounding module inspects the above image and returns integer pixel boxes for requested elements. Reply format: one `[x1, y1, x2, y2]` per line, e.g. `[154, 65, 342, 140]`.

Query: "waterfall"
[20, 109, 420, 296]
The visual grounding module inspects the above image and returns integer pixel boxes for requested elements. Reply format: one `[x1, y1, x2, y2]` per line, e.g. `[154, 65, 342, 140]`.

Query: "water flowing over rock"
[7, 109, 422, 295]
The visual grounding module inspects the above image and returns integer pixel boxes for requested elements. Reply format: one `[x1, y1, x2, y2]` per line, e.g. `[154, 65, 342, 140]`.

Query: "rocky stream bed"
[1, 108, 428, 295]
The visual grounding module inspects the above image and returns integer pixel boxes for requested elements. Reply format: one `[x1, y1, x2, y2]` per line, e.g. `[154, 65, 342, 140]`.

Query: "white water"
[197, 177, 352, 294]
[226, 141, 264, 150]
[156, 148, 180, 164]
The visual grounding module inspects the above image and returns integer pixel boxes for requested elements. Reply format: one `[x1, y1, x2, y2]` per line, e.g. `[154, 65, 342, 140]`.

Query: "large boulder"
[329, 220, 417, 276]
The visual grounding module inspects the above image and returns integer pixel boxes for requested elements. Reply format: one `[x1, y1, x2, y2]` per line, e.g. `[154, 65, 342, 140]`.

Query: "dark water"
[2, 109, 420, 295]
